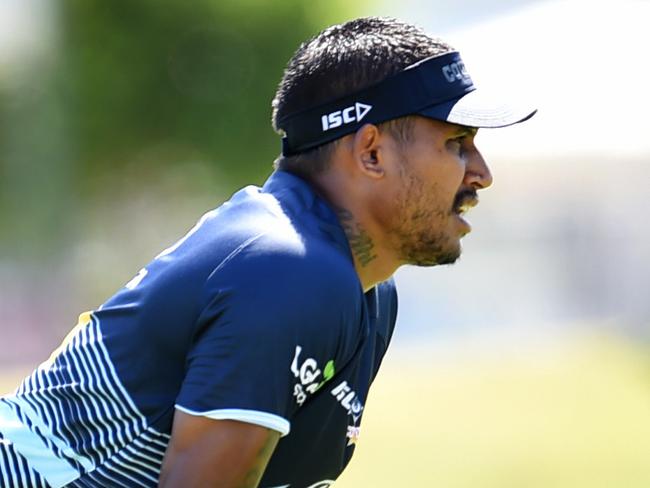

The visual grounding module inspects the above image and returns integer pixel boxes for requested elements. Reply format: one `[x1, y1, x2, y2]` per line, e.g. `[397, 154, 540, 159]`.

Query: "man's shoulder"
[210, 228, 359, 302]
[193, 180, 357, 296]
[196, 215, 363, 353]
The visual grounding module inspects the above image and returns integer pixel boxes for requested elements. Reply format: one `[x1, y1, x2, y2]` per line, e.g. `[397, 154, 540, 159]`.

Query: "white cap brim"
[418, 87, 537, 128]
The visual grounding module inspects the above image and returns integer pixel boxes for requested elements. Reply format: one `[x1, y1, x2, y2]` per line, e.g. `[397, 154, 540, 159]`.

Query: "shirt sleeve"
[174, 237, 363, 436]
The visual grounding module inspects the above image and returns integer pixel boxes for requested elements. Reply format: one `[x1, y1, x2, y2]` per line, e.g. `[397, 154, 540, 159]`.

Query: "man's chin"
[436, 249, 461, 266]
[403, 244, 461, 267]
[415, 253, 460, 267]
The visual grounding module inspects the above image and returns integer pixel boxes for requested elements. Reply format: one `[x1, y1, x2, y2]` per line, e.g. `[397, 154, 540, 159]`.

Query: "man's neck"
[309, 172, 400, 292]
[333, 207, 399, 291]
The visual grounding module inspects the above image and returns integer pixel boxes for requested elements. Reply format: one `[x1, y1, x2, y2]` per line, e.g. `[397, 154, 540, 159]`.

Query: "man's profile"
[0, 17, 535, 488]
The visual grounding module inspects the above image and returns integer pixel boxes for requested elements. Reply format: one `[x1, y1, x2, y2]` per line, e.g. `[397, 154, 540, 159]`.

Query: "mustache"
[453, 188, 478, 211]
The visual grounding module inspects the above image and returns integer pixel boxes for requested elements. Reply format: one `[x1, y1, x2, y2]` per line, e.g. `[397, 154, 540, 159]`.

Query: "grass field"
[2, 332, 649, 487]
[337, 333, 650, 487]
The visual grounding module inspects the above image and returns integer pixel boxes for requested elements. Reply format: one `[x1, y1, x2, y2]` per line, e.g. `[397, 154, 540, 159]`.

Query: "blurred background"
[1, 0, 649, 486]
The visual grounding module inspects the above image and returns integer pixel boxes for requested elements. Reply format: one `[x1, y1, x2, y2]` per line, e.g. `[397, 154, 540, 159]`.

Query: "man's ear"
[352, 123, 385, 179]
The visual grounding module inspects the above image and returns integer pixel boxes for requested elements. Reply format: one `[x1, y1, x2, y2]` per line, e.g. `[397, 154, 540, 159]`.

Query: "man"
[0, 17, 535, 488]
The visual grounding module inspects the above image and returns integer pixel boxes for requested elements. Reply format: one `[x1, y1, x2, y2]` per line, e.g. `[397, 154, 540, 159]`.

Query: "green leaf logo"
[316, 360, 336, 391]
[323, 360, 335, 380]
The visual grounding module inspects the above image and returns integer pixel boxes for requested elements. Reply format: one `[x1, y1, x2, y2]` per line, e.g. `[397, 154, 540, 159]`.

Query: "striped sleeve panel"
[0, 313, 170, 488]
[0, 431, 50, 488]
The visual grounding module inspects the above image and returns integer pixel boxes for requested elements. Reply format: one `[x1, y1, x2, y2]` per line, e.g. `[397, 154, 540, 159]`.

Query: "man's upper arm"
[159, 409, 280, 488]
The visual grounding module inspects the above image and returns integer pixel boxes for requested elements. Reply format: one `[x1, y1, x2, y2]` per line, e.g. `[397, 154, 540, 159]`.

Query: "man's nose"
[464, 149, 493, 190]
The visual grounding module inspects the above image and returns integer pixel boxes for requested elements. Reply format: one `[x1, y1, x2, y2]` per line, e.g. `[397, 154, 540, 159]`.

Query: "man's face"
[381, 117, 493, 266]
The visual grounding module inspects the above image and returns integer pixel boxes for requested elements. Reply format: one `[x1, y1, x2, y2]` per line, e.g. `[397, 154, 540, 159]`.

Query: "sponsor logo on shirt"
[331, 380, 364, 446]
[290, 345, 335, 406]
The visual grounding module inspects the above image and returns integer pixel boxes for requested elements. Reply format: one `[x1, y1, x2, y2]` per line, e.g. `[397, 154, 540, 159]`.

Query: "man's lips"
[453, 192, 477, 235]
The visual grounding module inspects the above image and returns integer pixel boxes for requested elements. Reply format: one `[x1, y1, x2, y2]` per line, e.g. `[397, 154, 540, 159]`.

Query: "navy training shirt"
[0, 170, 398, 488]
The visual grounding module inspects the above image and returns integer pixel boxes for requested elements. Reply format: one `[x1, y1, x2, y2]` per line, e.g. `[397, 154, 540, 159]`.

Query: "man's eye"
[448, 137, 465, 153]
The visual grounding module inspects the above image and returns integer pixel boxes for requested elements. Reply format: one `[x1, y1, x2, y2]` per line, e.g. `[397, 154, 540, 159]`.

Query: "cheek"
[367, 180, 404, 229]
[401, 176, 447, 224]
[411, 147, 465, 202]
[381, 150, 462, 226]
[417, 172, 457, 215]
[431, 164, 466, 209]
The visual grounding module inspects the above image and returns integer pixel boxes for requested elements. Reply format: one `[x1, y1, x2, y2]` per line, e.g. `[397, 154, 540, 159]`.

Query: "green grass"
[337, 333, 650, 487]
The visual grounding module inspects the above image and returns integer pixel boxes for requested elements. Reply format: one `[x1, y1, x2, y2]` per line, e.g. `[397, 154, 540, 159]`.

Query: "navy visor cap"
[278, 51, 537, 156]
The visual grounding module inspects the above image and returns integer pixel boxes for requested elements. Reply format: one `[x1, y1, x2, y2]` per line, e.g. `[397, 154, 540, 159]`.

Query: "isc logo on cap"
[321, 102, 373, 131]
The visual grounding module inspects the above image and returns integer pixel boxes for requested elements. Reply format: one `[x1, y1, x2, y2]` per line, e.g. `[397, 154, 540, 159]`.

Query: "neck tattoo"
[336, 208, 377, 267]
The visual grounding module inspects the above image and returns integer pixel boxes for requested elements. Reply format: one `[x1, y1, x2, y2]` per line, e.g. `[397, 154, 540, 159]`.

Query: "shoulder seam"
[206, 233, 267, 282]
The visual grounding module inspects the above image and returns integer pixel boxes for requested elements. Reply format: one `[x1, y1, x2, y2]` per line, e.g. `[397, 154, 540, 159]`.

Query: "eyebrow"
[452, 125, 479, 137]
